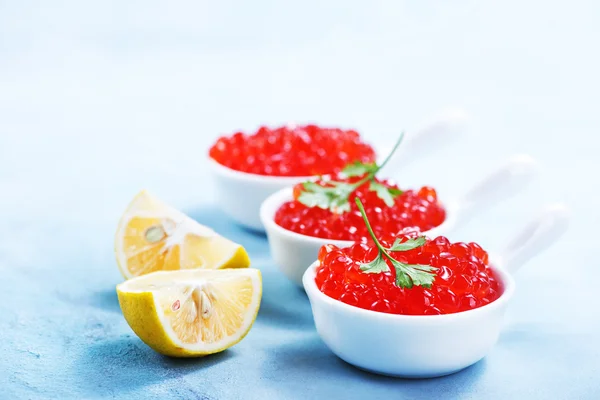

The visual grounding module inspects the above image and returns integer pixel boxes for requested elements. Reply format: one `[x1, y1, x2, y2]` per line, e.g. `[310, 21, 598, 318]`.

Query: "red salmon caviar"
[315, 236, 501, 315]
[209, 125, 376, 176]
[275, 177, 445, 241]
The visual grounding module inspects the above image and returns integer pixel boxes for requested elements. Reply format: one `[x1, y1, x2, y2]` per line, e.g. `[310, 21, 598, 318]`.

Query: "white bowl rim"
[303, 258, 516, 323]
[260, 186, 457, 247]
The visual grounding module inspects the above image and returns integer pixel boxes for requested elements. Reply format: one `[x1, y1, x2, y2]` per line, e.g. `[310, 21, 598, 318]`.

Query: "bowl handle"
[499, 204, 570, 273]
[379, 108, 470, 173]
[454, 154, 538, 226]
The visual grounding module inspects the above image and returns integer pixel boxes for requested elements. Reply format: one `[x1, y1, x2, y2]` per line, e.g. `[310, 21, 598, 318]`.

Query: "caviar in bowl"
[302, 200, 569, 377]
[209, 111, 470, 231]
[208, 125, 376, 231]
[261, 155, 537, 285]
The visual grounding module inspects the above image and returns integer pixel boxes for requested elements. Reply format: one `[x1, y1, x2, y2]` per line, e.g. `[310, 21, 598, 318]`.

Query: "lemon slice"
[117, 268, 262, 357]
[115, 190, 250, 279]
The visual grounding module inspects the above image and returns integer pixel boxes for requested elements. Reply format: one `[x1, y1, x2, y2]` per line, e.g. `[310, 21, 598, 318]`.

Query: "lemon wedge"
[115, 190, 250, 279]
[117, 268, 262, 357]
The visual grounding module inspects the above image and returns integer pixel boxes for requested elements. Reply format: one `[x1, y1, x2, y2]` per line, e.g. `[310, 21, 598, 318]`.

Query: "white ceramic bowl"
[210, 110, 470, 231]
[303, 204, 570, 378]
[209, 158, 311, 231]
[261, 155, 538, 286]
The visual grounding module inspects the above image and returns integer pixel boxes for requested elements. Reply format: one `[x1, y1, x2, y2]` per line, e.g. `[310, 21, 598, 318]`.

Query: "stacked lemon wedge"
[114, 190, 250, 279]
[115, 191, 260, 356]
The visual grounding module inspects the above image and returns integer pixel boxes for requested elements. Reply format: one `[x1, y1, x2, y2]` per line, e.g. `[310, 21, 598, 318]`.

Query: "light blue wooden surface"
[1, 1, 598, 398]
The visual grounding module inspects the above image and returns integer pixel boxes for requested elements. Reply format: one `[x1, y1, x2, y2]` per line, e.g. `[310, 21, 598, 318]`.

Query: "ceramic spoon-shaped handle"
[455, 154, 538, 224]
[379, 108, 470, 174]
[500, 204, 570, 273]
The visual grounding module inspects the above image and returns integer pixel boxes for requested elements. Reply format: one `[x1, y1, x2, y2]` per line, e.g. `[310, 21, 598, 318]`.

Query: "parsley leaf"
[388, 187, 403, 196]
[393, 262, 415, 288]
[355, 197, 437, 289]
[359, 253, 391, 274]
[388, 236, 426, 251]
[298, 181, 355, 213]
[392, 261, 438, 288]
[302, 181, 327, 192]
[328, 191, 353, 213]
[369, 181, 402, 207]
[297, 191, 332, 210]
[342, 161, 379, 177]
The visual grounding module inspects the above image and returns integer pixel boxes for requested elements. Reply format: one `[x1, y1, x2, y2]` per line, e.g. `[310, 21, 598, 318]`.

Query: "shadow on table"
[256, 270, 315, 331]
[76, 335, 234, 397]
[261, 334, 487, 398]
[87, 288, 121, 314]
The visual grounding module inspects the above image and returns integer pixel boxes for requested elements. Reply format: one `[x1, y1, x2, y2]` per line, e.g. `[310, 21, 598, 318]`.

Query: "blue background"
[1, 1, 598, 398]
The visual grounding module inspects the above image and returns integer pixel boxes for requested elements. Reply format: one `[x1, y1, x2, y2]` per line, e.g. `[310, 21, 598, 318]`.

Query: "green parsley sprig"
[297, 133, 405, 213]
[355, 197, 437, 289]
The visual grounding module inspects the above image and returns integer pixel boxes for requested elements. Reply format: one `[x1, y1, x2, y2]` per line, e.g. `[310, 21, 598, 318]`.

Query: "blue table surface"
[1, 1, 599, 399]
